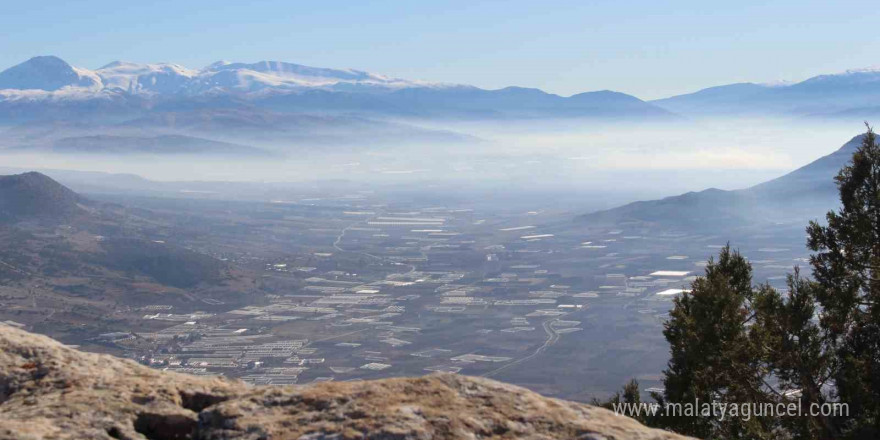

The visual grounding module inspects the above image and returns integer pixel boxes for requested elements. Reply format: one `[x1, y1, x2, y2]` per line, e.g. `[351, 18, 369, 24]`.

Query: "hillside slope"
[0, 172, 241, 344]
[579, 134, 864, 228]
[0, 324, 690, 440]
[0, 172, 84, 222]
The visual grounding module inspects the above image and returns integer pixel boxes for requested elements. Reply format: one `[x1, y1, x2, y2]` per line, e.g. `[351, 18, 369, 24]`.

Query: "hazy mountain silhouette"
[653, 69, 880, 117]
[0, 172, 84, 222]
[579, 134, 864, 228]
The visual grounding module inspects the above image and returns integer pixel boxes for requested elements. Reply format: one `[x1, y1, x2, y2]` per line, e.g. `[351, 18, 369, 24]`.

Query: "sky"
[1, 0, 879, 99]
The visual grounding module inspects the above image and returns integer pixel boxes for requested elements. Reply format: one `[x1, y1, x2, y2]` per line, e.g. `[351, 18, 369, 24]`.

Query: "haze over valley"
[0, 54, 874, 197]
[0, 97, 866, 402]
[1, 54, 876, 378]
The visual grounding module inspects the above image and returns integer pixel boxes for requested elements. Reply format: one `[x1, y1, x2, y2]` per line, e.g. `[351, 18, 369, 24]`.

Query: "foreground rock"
[0, 324, 691, 440]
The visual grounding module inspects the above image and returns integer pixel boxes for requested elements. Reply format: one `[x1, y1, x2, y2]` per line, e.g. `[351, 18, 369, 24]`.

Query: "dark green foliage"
[806, 124, 880, 438]
[752, 271, 837, 439]
[655, 246, 776, 439]
[593, 378, 641, 408]
[593, 379, 668, 428]
[624, 125, 880, 439]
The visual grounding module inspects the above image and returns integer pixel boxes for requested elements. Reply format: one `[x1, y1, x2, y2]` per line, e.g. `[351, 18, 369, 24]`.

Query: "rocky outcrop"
[0, 324, 692, 440]
[0, 323, 242, 440]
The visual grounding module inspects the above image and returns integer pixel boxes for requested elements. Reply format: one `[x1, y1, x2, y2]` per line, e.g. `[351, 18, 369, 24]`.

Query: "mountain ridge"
[578, 134, 865, 228]
[5, 56, 880, 121]
[0, 171, 84, 222]
[652, 68, 880, 117]
[0, 56, 676, 121]
[0, 56, 101, 92]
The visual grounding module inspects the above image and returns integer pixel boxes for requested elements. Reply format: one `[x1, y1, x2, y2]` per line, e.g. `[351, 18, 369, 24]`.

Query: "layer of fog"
[0, 117, 861, 207]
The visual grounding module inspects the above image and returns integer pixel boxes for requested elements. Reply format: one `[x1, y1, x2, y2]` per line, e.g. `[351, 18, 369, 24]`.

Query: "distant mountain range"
[652, 68, 880, 119]
[0, 56, 674, 121]
[579, 134, 864, 229]
[0, 57, 427, 94]
[2, 108, 473, 157]
[3, 56, 879, 121]
[3, 55, 880, 157]
[0, 56, 682, 157]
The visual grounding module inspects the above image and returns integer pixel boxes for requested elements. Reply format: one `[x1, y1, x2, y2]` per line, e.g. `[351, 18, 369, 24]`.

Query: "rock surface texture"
[0, 324, 693, 440]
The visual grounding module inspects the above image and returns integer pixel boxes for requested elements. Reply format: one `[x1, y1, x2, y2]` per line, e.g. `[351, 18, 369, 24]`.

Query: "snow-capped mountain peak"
[794, 66, 880, 87]
[0, 56, 102, 92]
[196, 60, 424, 91]
[0, 56, 436, 98]
[95, 61, 198, 94]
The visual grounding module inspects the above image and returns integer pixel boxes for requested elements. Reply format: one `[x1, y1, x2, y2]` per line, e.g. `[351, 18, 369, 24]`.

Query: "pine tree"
[656, 245, 775, 438]
[807, 123, 880, 438]
[751, 270, 836, 439]
[592, 379, 650, 425]
[608, 125, 880, 439]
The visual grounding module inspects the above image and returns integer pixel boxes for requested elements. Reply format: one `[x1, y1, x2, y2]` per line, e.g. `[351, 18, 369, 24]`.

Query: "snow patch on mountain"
[0, 56, 102, 92]
[0, 56, 444, 101]
[96, 61, 198, 94]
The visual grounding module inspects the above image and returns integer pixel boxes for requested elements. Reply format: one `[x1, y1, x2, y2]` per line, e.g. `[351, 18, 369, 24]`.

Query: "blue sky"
[2, 0, 878, 99]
